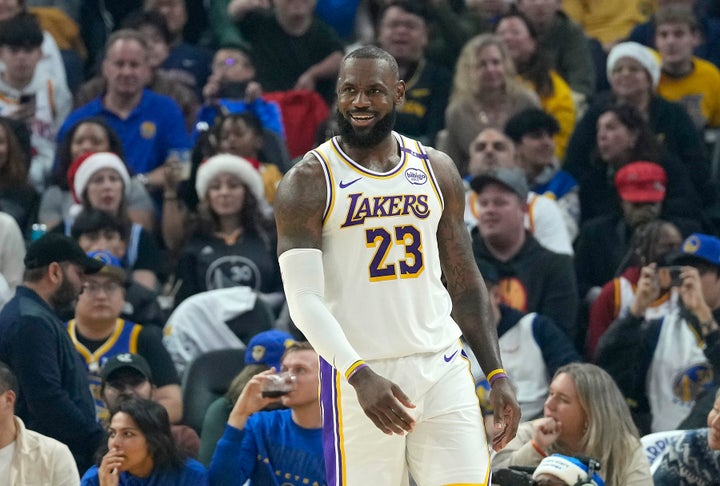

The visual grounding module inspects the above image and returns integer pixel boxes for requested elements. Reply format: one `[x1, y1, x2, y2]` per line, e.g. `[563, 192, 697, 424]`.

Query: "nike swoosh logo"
[443, 350, 458, 362]
[339, 177, 362, 189]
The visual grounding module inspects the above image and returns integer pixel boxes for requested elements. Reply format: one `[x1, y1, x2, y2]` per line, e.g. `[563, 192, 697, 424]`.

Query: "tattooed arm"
[429, 147, 521, 449]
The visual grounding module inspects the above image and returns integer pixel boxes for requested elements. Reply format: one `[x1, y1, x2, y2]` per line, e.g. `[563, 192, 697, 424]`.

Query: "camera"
[657, 265, 683, 288]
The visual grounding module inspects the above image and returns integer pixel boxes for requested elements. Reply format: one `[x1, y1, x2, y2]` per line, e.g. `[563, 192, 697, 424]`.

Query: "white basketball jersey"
[312, 132, 461, 360]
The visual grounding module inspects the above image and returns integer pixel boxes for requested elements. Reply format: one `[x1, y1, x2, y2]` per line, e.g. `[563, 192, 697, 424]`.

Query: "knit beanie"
[606, 41, 660, 88]
[195, 153, 264, 202]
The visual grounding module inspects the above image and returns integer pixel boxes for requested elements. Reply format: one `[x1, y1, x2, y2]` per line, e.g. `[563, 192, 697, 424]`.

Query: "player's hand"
[348, 366, 416, 435]
[531, 417, 561, 450]
[489, 378, 521, 450]
[99, 447, 122, 486]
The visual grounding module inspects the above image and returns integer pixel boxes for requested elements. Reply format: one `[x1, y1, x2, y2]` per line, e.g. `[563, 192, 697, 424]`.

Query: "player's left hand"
[489, 378, 521, 451]
[349, 366, 416, 435]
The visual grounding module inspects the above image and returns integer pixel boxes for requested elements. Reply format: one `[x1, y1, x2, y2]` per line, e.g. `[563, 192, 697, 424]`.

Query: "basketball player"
[274, 45, 520, 485]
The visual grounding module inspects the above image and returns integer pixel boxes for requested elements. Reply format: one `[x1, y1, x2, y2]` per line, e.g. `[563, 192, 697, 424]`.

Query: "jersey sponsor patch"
[405, 167, 427, 185]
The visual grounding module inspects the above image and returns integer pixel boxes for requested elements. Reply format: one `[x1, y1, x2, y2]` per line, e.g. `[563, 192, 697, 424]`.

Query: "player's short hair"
[0, 361, 17, 394]
[343, 46, 399, 79]
[654, 4, 698, 32]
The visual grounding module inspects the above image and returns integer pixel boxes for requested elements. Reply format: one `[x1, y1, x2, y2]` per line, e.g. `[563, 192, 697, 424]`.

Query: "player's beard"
[50, 268, 81, 309]
[336, 106, 396, 149]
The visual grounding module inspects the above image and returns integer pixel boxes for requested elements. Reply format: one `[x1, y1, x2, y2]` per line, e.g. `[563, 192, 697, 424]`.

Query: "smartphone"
[216, 80, 249, 99]
[657, 265, 683, 288]
[19, 93, 36, 105]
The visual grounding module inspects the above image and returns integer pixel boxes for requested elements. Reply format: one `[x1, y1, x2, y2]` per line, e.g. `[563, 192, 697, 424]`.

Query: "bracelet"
[486, 368, 507, 382]
[164, 196, 178, 201]
[530, 440, 547, 457]
[489, 372, 508, 385]
[345, 361, 367, 381]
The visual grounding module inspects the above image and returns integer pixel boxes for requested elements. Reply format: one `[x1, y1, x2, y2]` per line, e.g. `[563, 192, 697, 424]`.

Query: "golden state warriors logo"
[140, 121, 157, 139]
[683, 235, 702, 255]
[672, 363, 714, 404]
[475, 378, 493, 415]
[404, 168, 427, 185]
[251, 345, 267, 363]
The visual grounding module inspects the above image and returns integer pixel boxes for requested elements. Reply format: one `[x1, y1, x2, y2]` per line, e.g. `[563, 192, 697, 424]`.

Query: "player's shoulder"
[275, 151, 328, 216]
[280, 152, 327, 190]
[422, 145, 464, 196]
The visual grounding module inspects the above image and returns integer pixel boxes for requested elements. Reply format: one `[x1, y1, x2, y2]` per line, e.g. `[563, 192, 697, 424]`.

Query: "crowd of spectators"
[1, 0, 720, 484]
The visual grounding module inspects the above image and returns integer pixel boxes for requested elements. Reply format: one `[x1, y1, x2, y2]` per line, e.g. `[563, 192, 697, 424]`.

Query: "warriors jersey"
[67, 319, 142, 422]
[312, 131, 460, 361]
[648, 311, 713, 432]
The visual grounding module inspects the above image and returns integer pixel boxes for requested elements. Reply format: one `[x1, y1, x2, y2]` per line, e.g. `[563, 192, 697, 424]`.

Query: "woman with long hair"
[578, 103, 700, 224]
[563, 41, 715, 208]
[66, 151, 162, 290]
[172, 154, 282, 306]
[39, 117, 155, 231]
[492, 362, 652, 485]
[0, 117, 38, 234]
[81, 398, 208, 485]
[439, 33, 539, 176]
[495, 10, 575, 159]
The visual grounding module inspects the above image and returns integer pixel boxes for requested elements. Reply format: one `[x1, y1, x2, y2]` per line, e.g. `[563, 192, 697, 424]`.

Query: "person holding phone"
[0, 12, 72, 192]
[597, 233, 720, 435]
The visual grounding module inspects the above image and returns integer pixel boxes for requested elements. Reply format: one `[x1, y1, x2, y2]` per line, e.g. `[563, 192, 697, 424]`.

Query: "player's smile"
[348, 111, 376, 127]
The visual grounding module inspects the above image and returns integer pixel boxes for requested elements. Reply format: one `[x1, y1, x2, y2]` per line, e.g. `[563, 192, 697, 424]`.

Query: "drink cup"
[169, 149, 191, 181]
[261, 371, 295, 398]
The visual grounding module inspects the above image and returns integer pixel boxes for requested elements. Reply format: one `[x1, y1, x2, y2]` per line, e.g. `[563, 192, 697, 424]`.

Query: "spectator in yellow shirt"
[655, 4, 720, 128]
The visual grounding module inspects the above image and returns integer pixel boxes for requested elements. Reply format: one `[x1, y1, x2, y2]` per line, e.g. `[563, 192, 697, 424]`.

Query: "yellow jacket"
[562, 0, 656, 45]
[521, 70, 576, 160]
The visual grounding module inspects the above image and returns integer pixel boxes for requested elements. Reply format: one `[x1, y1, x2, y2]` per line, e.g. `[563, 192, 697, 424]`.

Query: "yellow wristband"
[345, 360, 367, 381]
[487, 368, 507, 382]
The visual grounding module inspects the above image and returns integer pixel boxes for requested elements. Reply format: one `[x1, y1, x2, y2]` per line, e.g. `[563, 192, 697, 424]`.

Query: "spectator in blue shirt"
[58, 29, 191, 192]
[209, 341, 324, 486]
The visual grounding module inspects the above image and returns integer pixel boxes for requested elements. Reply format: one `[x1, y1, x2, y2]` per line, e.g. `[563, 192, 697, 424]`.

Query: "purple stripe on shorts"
[320, 358, 342, 486]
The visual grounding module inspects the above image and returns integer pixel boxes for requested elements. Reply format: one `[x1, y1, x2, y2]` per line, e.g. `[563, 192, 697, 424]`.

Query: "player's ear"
[394, 80, 406, 104]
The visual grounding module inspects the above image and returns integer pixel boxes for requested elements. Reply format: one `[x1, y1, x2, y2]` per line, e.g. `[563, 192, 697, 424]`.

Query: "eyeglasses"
[82, 280, 122, 295]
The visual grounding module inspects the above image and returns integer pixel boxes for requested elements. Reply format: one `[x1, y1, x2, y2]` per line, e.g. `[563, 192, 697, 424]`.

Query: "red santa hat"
[67, 152, 131, 204]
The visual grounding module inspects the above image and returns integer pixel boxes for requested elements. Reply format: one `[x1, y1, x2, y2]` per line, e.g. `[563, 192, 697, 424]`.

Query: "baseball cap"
[469, 167, 529, 200]
[245, 330, 296, 370]
[670, 233, 720, 267]
[532, 454, 605, 486]
[87, 250, 127, 283]
[614, 161, 667, 203]
[24, 233, 104, 273]
[101, 353, 152, 382]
